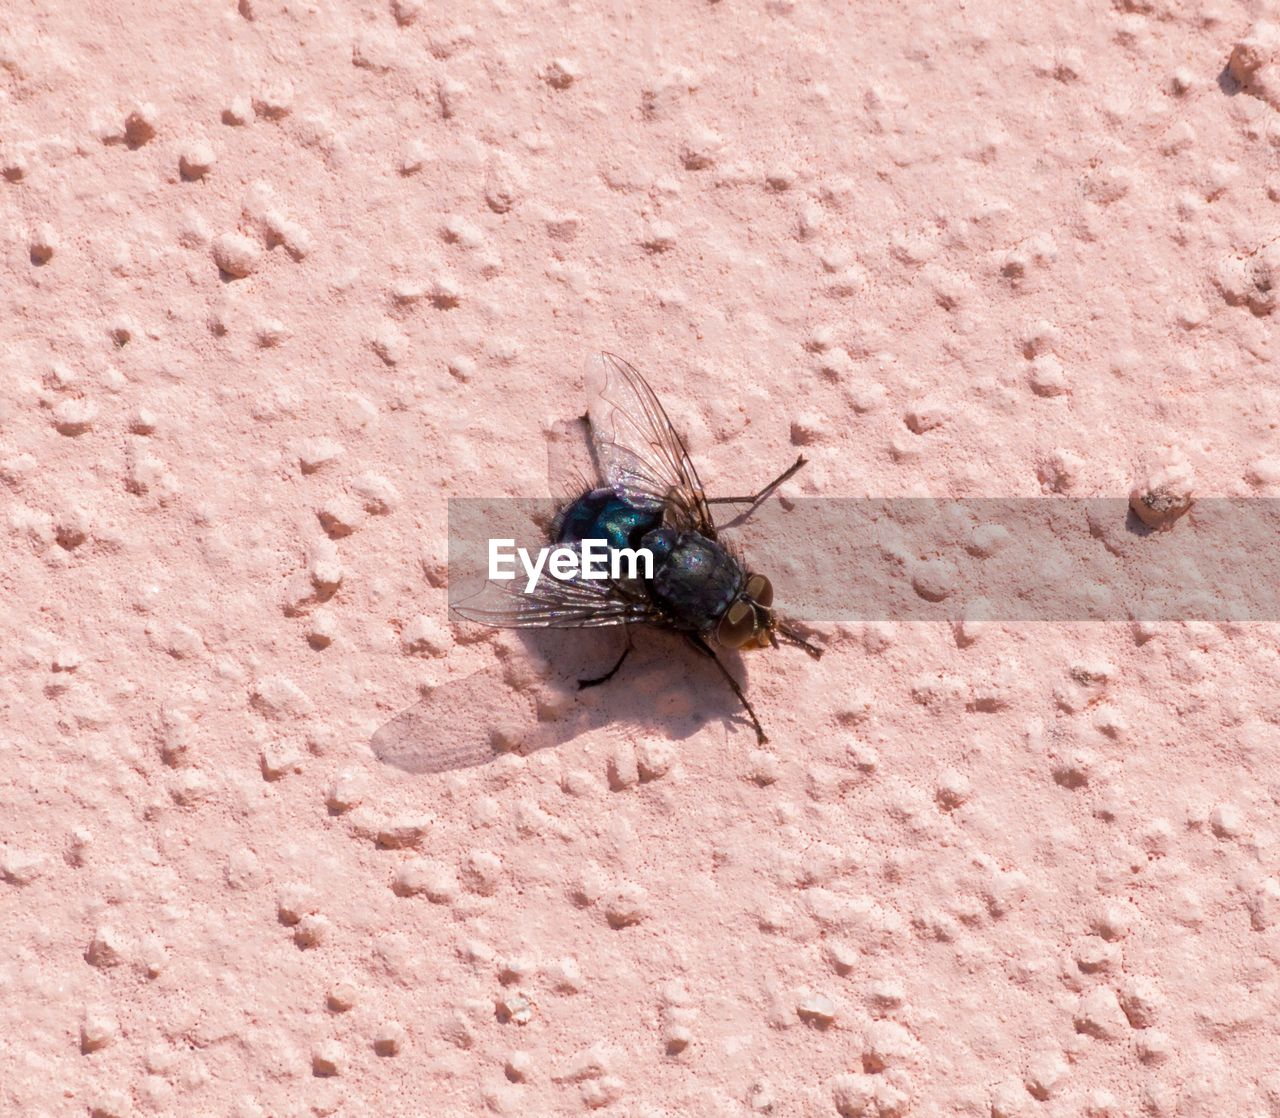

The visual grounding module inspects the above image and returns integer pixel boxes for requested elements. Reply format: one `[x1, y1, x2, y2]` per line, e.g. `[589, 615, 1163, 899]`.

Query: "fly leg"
[685, 634, 768, 744]
[706, 454, 807, 529]
[771, 622, 824, 659]
[578, 630, 633, 690]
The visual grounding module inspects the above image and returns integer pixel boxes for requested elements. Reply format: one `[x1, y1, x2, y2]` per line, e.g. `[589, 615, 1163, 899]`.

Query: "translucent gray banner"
[447, 498, 1280, 623]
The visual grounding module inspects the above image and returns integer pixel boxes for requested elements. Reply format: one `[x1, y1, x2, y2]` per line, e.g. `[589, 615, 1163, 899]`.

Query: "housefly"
[372, 353, 820, 774]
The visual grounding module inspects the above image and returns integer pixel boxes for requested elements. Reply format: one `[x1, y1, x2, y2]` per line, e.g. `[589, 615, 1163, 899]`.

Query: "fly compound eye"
[717, 599, 758, 649]
[746, 574, 774, 609]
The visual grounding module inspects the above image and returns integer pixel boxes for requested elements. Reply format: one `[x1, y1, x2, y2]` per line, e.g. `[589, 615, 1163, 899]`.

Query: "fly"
[372, 353, 820, 774]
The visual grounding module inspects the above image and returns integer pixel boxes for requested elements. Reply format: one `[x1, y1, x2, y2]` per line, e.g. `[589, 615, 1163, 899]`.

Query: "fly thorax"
[639, 526, 678, 563]
[644, 529, 747, 633]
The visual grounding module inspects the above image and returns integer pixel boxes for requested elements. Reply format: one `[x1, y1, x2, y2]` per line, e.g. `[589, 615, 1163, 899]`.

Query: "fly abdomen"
[643, 529, 746, 633]
[555, 488, 660, 550]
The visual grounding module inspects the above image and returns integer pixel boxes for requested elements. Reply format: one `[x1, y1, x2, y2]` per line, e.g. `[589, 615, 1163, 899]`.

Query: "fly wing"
[452, 540, 652, 629]
[586, 353, 715, 534]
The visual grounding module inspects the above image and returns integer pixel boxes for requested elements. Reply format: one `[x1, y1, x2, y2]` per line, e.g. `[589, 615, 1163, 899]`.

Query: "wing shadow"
[370, 623, 757, 776]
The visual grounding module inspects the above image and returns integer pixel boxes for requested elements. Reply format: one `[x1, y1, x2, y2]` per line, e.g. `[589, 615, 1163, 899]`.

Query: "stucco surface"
[3, 1, 1280, 1115]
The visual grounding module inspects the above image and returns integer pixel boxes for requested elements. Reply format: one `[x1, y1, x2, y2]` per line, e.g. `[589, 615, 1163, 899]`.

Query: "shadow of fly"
[372, 353, 821, 774]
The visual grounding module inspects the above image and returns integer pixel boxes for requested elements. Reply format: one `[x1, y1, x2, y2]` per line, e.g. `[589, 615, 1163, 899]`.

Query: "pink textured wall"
[3, 1, 1280, 1115]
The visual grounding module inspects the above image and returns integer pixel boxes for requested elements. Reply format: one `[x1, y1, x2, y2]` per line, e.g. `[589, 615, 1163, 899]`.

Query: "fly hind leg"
[686, 634, 767, 744]
[578, 632, 633, 690]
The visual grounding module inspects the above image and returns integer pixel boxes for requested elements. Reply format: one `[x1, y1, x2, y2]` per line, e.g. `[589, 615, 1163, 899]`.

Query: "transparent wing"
[587, 353, 715, 534]
[452, 541, 652, 630]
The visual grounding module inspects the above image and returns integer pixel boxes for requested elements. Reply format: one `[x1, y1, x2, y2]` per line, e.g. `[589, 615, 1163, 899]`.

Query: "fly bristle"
[550, 470, 598, 537]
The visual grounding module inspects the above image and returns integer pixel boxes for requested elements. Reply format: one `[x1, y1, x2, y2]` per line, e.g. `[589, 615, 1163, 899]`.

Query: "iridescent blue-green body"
[554, 488, 658, 552]
[555, 488, 747, 635]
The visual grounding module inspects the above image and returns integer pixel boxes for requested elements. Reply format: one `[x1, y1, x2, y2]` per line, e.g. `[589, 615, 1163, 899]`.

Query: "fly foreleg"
[686, 634, 768, 744]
